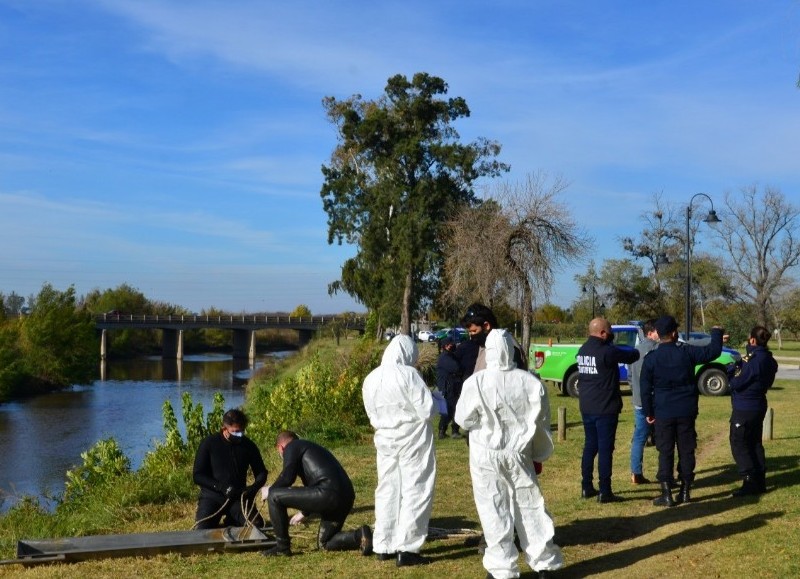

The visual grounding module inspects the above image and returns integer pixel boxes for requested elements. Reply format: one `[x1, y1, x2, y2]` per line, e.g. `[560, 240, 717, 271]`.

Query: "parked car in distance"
[433, 327, 468, 343]
[679, 331, 730, 343]
[417, 329, 437, 342]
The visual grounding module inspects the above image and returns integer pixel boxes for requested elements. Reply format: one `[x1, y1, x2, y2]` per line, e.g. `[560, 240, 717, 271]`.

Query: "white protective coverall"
[455, 329, 563, 578]
[362, 334, 437, 555]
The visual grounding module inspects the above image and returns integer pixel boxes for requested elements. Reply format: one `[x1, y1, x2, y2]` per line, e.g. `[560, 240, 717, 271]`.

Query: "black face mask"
[745, 343, 756, 354]
[471, 329, 489, 347]
[605, 331, 615, 344]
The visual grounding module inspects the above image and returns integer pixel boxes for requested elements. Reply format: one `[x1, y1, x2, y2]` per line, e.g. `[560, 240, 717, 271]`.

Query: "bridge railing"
[95, 314, 365, 327]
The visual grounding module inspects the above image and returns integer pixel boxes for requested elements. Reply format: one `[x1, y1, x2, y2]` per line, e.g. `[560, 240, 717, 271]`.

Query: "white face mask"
[226, 428, 244, 443]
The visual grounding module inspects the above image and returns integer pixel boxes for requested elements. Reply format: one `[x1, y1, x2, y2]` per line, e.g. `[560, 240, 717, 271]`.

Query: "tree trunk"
[521, 282, 532, 366]
[401, 267, 413, 336]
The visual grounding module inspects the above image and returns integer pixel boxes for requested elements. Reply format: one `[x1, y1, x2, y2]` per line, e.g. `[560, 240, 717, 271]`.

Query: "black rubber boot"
[319, 521, 360, 551]
[732, 475, 759, 497]
[756, 471, 767, 493]
[396, 551, 431, 567]
[675, 481, 691, 504]
[653, 481, 676, 507]
[358, 525, 373, 556]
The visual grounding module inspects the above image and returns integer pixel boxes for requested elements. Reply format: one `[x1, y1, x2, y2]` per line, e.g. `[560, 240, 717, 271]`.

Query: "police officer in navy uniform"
[436, 337, 464, 439]
[577, 317, 640, 502]
[728, 325, 778, 496]
[641, 315, 723, 507]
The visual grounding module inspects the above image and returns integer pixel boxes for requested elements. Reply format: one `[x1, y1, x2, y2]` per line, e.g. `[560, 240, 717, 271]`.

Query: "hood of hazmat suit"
[455, 329, 553, 461]
[362, 334, 436, 439]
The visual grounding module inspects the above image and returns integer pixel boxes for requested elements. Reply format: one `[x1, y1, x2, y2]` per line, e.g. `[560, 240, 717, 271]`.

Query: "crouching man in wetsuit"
[260, 430, 373, 557]
[193, 408, 267, 529]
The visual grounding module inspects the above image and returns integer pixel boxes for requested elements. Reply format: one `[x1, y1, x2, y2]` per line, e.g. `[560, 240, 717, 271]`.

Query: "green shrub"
[256, 339, 383, 445]
[140, 392, 225, 479]
[63, 438, 131, 502]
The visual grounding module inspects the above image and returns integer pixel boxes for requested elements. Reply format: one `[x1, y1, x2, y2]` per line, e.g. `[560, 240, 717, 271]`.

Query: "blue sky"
[2, 1, 799, 315]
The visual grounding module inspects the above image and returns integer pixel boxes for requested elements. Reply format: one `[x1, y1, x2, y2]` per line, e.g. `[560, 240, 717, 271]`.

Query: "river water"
[0, 352, 291, 511]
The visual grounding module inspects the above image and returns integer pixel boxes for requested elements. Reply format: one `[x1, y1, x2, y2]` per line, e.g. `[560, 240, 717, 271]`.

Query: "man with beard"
[193, 408, 267, 529]
[461, 303, 527, 373]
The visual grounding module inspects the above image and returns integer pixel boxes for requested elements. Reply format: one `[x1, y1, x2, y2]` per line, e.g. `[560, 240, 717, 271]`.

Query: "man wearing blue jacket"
[641, 316, 723, 507]
[577, 317, 640, 503]
[728, 326, 778, 497]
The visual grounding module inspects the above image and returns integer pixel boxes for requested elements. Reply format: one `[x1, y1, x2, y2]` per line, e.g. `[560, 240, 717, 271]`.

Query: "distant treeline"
[0, 283, 313, 403]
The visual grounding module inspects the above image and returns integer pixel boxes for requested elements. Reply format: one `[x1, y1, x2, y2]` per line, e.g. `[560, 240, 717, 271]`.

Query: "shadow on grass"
[423, 515, 482, 561]
[553, 454, 799, 575]
[557, 510, 782, 578]
[429, 514, 480, 530]
[693, 454, 800, 497]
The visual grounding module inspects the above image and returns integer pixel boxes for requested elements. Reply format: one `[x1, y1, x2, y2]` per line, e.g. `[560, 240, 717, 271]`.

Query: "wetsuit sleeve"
[193, 437, 220, 492]
[271, 442, 301, 488]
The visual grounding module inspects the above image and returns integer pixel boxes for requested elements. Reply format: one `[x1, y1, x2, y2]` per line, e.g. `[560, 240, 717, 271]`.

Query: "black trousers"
[195, 494, 264, 529]
[438, 386, 462, 434]
[268, 486, 355, 549]
[655, 416, 697, 483]
[730, 407, 767, 477]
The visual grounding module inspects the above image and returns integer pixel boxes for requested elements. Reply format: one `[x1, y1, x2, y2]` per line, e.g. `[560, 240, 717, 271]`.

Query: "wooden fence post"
[558, 406, 567, 442]
[763, 407, 774, 441]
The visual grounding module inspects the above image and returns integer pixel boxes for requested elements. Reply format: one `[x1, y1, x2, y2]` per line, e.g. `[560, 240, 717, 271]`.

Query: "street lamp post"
[582, 281, 597, 318]
[685, 193, 721, 336]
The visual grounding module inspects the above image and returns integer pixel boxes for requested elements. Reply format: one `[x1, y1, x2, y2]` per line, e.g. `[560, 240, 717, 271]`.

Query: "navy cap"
[654, 315, 679, 337]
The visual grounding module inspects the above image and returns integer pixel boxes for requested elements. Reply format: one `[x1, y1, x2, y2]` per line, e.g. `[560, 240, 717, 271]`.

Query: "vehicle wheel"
[565, 371, 580, 398]
[697, 368, 729, 396]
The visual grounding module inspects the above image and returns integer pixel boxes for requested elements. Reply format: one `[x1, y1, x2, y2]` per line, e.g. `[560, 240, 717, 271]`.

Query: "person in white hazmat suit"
[362, 334, 437, 567]
[455, 329, 563, 579]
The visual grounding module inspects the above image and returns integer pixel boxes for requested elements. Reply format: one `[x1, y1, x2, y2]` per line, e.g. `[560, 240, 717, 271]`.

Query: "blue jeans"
[630, 406, 649, 475]
[581, 413, 619, 494]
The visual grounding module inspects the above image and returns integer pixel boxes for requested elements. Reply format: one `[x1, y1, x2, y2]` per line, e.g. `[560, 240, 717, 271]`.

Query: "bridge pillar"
[298, 329, 315, 346]
[233, 329, 256, 360]
[162, 329, 184, 359]
[100, 329, 108, 360]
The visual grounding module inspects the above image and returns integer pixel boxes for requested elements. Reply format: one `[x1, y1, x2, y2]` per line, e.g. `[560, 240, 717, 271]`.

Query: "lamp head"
[703, 209, 721, 225]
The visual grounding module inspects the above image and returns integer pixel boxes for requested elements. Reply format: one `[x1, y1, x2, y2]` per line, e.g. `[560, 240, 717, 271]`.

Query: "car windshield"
[613, 329, 638, 348]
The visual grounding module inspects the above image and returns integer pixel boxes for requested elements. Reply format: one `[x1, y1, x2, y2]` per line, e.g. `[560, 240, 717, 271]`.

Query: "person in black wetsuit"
[260, 430, 373, 557]
[192, 408, 267, 529]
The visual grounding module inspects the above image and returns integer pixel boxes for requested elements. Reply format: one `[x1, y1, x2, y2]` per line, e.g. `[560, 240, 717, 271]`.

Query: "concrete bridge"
[96, 313, 366, 360]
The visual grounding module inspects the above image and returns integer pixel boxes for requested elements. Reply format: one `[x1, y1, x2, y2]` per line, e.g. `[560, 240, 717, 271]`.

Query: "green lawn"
[2, 377, 799, 578]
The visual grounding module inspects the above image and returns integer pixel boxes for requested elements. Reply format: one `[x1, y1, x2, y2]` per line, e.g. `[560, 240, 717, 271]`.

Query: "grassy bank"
[1, 338, 798, 577]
